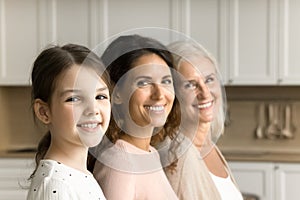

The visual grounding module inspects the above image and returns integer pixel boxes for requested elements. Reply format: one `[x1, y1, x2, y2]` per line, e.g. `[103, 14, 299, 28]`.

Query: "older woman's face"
[177, 56, 222, 124]
[116, 53, 175, 128]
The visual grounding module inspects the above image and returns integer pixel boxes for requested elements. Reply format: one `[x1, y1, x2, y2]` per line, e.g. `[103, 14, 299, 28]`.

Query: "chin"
[150, 118, 167, 127]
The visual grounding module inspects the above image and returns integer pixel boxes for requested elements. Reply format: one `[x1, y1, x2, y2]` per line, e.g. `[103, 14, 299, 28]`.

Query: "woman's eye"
[96, 94, 109, 100]
[65, 96, 80, 102]
[162, 79, 172, 85]
[184, 81, 197, 90]
[136, 80, 151, 87]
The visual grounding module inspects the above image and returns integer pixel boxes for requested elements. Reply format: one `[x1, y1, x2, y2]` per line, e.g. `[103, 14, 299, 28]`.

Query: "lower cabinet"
[229, 161, 300, 200]
[0, 158, 34, 200]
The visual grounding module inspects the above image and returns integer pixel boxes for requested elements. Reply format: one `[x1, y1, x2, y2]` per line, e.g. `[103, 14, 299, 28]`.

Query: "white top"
[93, 139, 178, 200]
[209, 172, 243, 200]
[27, 159, 106, 200]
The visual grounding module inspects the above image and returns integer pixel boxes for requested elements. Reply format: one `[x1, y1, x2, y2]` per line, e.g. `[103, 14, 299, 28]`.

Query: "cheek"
[102, 104, 111, 119]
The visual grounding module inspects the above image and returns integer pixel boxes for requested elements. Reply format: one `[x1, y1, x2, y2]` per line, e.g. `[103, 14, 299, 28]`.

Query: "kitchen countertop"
[223, 151, 300, 163]
[0, 150, 35, 159]
[1, 149, 300, 163]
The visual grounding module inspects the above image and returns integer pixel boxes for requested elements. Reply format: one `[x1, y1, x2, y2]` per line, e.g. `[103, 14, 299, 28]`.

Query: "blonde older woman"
[163, 40, 243, 200]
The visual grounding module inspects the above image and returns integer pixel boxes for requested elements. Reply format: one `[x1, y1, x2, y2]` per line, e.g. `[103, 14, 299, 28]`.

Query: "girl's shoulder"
[28, 159, 106, 200]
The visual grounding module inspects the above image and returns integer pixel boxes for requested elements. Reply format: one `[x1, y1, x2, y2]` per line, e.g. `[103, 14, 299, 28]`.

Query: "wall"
[0, 87, 42, 151]
[1, 86, 300, 154]
[218, 86, 300, 154]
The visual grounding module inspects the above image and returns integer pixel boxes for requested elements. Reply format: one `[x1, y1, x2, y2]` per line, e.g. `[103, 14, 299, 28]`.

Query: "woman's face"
[177, 56, 222, 125]
[48, 65, 111, 147]
[115, 53, 175, 129]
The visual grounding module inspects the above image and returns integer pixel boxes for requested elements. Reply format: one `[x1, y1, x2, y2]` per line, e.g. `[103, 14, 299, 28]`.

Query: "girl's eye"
[96, 94, 109, 100]
[162, 79, 172, 85]
[136, 80, 152, 87]
[65, 96, 80, 102]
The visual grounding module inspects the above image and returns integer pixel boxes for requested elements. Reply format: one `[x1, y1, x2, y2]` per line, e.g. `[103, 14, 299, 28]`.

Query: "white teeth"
[79, 123, 98, 128]
[145, 105, 164, 111]
[197, 102, 212, 109]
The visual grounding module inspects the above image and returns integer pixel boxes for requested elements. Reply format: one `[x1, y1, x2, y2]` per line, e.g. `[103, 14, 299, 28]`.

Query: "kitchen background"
[1, 0, 300, 200]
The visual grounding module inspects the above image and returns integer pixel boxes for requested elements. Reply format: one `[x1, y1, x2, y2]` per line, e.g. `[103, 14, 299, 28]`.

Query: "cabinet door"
[0, 158, 34, 200]
[278, 0, 300, 85]
[0, 0, 39, 85]
[229, 161, 274, 200]
[275, 163, 300, 200]
[227, 0, 278, 85]
[189, 0, 228, 83]
[39, 0, 101, 49]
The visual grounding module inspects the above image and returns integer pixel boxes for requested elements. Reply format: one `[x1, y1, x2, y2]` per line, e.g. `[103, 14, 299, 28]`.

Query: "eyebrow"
[59, 86, 108, 97]
[135, 75, 172, 80]
[205, 73, 215, 77]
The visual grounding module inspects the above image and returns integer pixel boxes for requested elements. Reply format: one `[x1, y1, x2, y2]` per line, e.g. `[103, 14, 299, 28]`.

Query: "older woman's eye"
[136, 80, 151, 87]
[205, 77, 215, 84]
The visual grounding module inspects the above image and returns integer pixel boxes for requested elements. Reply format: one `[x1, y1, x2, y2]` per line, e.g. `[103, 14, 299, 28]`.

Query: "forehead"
[178, 56, 215, 77]
[56, 65, 106, 89]
[128, 53, 171, 77]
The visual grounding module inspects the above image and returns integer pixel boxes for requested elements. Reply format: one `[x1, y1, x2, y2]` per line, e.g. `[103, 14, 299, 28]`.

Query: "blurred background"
[0, 1, 299, 199]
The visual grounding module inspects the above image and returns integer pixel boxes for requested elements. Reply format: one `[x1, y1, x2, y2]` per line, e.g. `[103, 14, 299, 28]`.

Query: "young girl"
[27, 44, 111, 200]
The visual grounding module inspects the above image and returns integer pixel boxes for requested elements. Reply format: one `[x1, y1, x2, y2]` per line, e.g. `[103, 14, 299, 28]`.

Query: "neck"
[181, 121, 211, 151]
[44, 138, 89, 174]
[120, 134, 151, 152]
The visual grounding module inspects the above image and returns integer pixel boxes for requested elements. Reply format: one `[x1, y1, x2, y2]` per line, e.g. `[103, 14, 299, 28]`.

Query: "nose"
[151, 83, 164, 100]
[84, 100, 100, 116]
[196, 78, 211, 99]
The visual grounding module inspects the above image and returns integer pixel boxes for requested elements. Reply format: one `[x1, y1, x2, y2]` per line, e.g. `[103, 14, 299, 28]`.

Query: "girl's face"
[116, 54, 174, 129]
[48, 65, 111, 147]
[177, 56, 222, 125]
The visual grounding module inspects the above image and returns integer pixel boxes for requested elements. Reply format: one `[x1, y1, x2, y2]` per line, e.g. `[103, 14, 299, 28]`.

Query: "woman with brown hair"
[92, 34, 179, 200]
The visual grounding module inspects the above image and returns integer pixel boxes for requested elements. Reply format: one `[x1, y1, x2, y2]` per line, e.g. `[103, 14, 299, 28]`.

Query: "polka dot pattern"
[27, 159, 106, 200]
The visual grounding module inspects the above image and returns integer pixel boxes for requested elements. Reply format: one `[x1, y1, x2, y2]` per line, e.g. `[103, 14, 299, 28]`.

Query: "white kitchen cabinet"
[2, 0, 300, 86]
[229, 162, 274, 200]
[0, 158, 34, 200]
[224, 0, 300, 85]
[278, 0, 300, 84]
[275, 163, 300, 200]
[226, 0, 278, 85]
[229, 161, 300, 200]
[0, 0, 39, 85]
[188, 0, 300, 85]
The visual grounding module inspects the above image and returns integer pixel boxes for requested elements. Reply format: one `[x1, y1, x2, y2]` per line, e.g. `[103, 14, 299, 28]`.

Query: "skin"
[115, 53, 175, 151]
[177, 56, 227, 178]
[34, 65, 111, 173]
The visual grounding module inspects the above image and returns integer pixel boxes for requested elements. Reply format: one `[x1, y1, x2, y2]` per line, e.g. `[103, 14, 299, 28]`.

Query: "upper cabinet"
[278, 0, 300, 85]
[226, 0, 278, 85]
[225, 0, 300, 85]
[0, 0, 39, 85]
[189, 0, 300, 85]
[1, 0, 300, 85]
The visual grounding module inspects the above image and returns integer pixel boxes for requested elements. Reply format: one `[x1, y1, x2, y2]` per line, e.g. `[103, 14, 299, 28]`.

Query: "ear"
[112, 88, 123, 105]
[34, 99, 51, 124]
